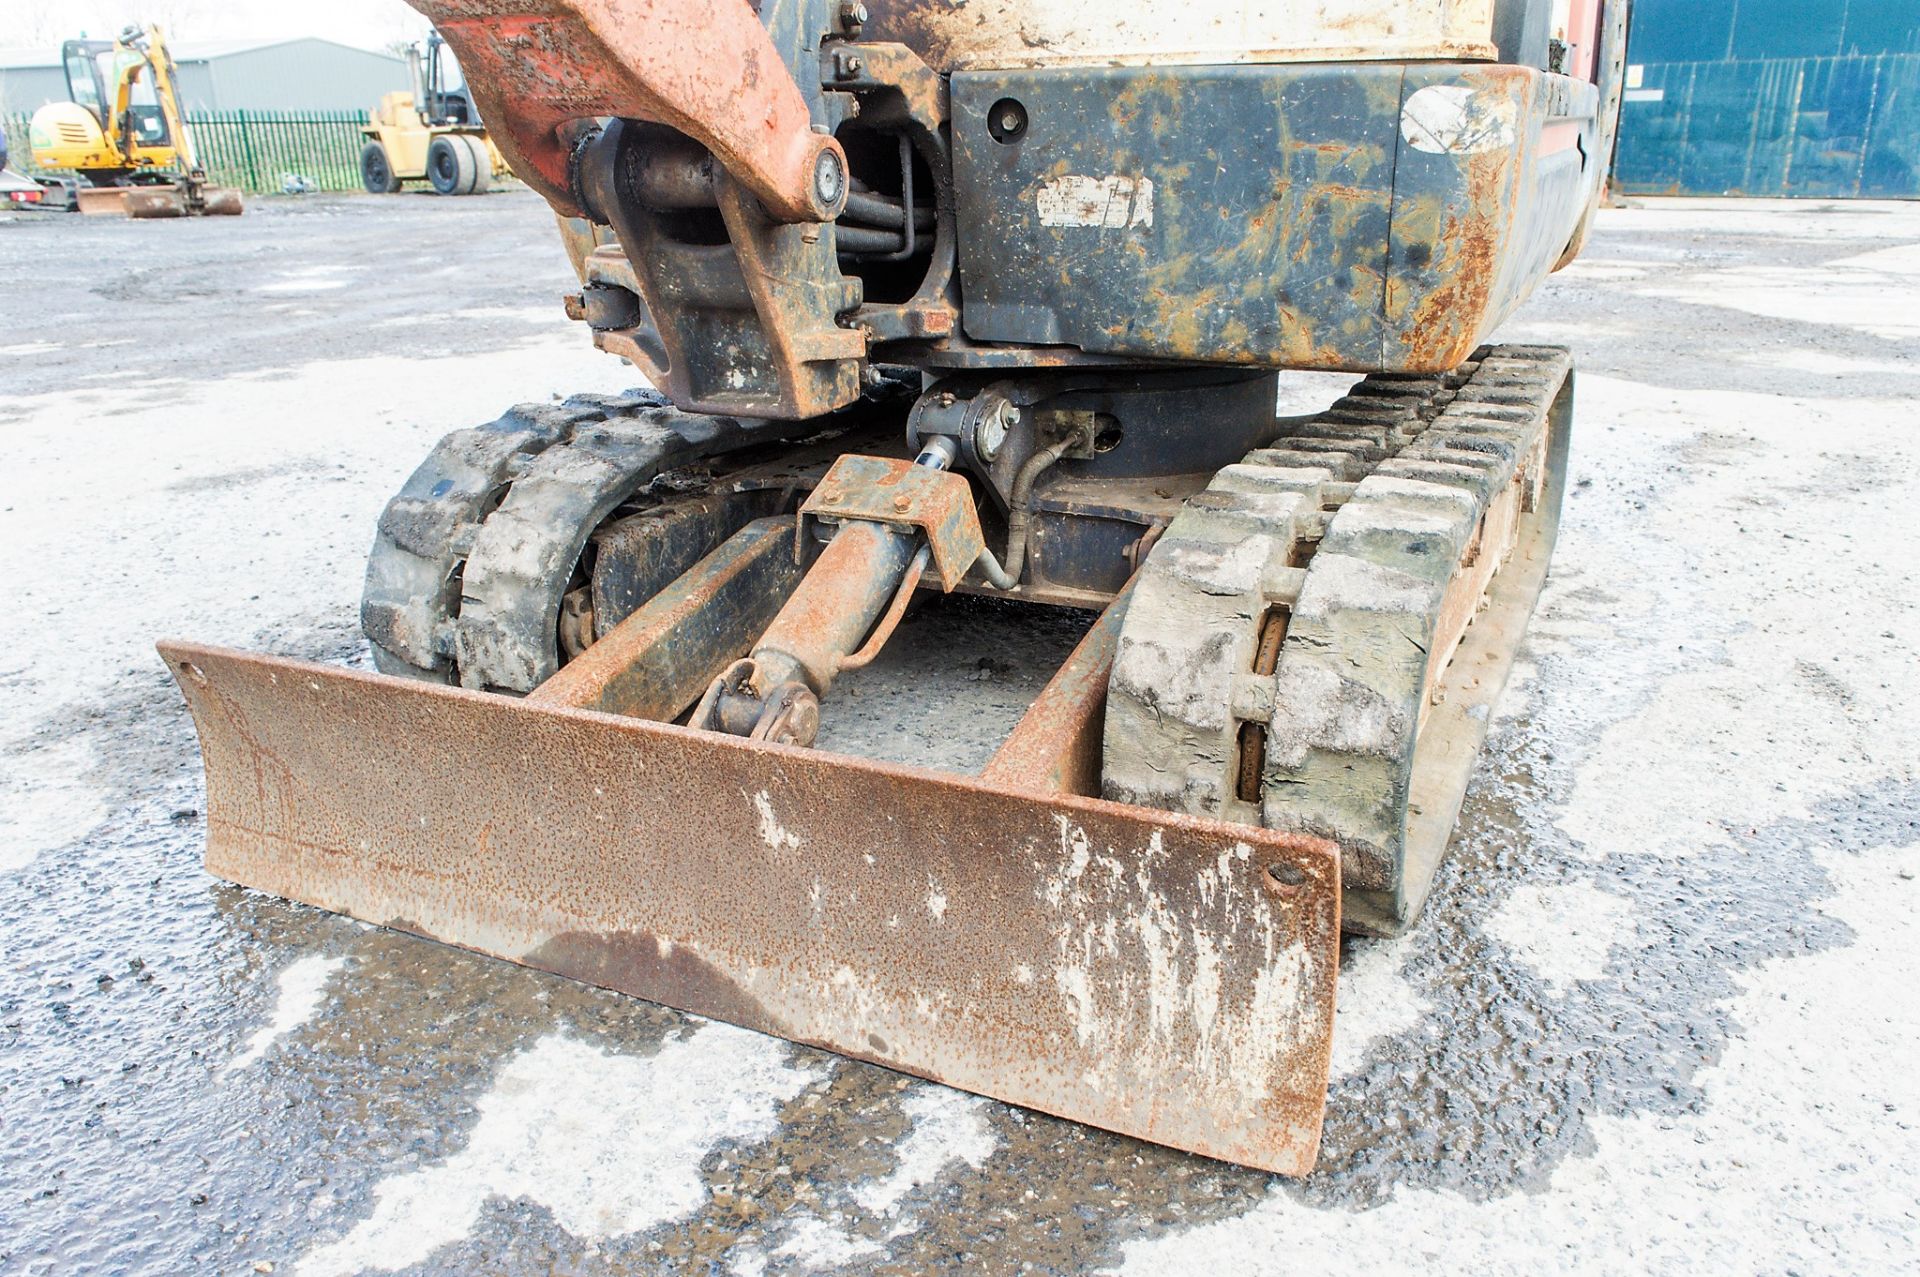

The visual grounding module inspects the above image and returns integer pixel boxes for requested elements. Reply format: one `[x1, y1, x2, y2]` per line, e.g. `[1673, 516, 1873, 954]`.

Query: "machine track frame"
[171, 348, 1575, 1173]
[1105, 346, 1573, 935]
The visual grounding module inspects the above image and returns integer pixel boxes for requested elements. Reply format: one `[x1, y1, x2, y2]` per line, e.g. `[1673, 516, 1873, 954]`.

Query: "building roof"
[0, 36, 399, 71]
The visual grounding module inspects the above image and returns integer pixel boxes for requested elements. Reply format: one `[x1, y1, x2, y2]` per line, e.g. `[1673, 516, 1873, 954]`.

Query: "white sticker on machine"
[1399, 84, 1518, 155]
[1035, 175, 1154, 229]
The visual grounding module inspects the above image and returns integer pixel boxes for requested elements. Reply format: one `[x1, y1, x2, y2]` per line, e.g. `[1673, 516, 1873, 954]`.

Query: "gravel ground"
[1, 189, 1916, 1277]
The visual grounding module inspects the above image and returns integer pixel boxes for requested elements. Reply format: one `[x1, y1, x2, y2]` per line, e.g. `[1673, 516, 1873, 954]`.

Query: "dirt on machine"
[359, 29, 506, 197]
[27, 24, 243, 218]
[162, 0, 1629, 1174]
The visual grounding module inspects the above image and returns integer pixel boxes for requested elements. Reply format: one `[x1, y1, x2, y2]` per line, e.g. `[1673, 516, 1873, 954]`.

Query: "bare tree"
[9, 1, 211, 45]
[10, 3, 87, 47]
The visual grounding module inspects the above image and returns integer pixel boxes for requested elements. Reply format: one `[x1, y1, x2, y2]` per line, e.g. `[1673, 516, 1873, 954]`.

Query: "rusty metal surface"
[861, 0, 1498, 71]
[982, 580, 1131, 796]
[570, 119, 866, 420]
[1386, 66, 1604, 369]
[158, 640, 1341, 1175]
[801, 455, 986, 591]
[737, 517, 919, 713]
[949, 61, 1604, 373]
[532, 516, 801, 721]
[413, 0, 845, 222]
[74, 186, 145, 215]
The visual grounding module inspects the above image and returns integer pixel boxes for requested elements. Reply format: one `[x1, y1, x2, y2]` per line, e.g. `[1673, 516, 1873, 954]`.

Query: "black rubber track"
[360, 390, 800, 691]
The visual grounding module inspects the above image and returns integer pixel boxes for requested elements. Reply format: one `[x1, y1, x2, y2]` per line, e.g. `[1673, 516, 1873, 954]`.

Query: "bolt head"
[779, 692, 820, 747]
[976, 398, 1017, 461]
[977, 416, 1006, 461]
[813, 149, 846, 206]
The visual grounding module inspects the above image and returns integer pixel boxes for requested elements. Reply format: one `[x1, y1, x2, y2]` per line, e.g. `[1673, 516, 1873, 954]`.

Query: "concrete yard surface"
[1, 190, 1916, 1275]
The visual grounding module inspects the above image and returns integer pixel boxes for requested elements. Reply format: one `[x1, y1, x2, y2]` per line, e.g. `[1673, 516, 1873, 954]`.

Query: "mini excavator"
[163, 0, 1628, 1173]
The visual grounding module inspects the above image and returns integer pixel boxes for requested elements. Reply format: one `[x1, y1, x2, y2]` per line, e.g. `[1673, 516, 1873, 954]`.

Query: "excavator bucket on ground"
[164, 0, 1626, 1172]
[75, 182, 243, 217]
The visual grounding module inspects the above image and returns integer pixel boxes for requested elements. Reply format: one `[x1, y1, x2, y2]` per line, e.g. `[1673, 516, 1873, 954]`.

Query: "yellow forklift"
[27, 25, 242, 217]
[359, 30, 504, 196]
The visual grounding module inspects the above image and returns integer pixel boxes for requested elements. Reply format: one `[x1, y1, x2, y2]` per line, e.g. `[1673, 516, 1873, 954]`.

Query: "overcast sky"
[12, 0, 432, 52]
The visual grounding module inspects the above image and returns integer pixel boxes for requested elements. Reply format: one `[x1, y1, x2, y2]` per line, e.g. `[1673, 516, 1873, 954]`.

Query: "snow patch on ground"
[258, 279, 349, 293]
[1643, 263, 1920, 340]
[1328, 936, 1428, 1079]
[1759, 348, 1917, 378]
[1551, 376, 1920, 861]
[228, 954, 348, 1071]
[298, 1025, 824, 1276]
[0, 337, 634, 876]
[1825, 241, 1920, 275]
[853, 1085, 1000, 1215]
[769, 1215, 886, 1269]
[0, 736, 108, 874]
[451, 306, 560, 324]
[1556, 260, 1652, 280]
[257, 266, 356, 295]
[1111, 840, 1920, 1276]
[1483, 881, 1633, 994]
[1615, 197, 1920, 240]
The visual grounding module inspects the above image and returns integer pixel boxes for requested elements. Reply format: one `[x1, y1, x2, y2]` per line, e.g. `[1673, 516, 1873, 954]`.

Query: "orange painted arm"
[415, 0, 847, 222]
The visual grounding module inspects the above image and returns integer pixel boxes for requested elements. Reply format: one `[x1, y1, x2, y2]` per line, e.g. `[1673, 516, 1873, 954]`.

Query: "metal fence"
[3, 108, 372, 194]
[188, 110, 371, 193]
[1615, 53, 1920, 199]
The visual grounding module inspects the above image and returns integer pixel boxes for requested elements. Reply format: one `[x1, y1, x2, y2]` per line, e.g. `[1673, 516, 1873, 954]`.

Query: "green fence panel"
[187, 110, 371, 193]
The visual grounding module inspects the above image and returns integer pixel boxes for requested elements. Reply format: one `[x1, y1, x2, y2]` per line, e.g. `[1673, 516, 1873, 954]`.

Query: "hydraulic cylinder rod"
[695, 439, 961, 745]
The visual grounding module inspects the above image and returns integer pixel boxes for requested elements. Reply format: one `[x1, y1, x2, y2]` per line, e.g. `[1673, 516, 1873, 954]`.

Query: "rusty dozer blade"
[160, 640, 1340, 1174]
[75, 186, 146, 216]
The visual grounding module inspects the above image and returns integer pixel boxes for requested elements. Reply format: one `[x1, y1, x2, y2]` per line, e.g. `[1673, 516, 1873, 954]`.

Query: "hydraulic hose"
[977, 428, 1089, 590]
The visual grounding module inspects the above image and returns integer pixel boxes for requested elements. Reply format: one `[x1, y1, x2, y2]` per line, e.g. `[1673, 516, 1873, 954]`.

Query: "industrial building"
[0, 36, 408, 116]
[1616, 0, 1920, 197]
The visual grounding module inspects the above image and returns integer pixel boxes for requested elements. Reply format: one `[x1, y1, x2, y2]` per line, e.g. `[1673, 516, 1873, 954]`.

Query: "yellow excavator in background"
[28, 24, 242, 217]
[359, 30, 504, 196]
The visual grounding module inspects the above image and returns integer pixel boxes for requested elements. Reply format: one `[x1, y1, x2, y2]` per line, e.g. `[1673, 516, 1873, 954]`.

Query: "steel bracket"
[798, 454, 985, 591]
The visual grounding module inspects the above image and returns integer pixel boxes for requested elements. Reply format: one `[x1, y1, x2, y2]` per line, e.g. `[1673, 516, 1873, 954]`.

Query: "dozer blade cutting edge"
[160, 639, 1341, 1175]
